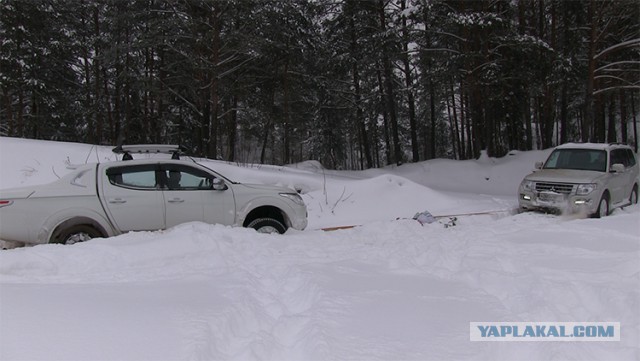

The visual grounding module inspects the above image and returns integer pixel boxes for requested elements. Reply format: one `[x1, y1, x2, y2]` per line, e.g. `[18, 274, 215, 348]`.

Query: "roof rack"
[112, 144, 188, 160]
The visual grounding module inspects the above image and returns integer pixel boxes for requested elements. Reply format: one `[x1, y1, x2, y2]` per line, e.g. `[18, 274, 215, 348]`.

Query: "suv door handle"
[108, 198, 127, 204]
[167, 198, 184, 203]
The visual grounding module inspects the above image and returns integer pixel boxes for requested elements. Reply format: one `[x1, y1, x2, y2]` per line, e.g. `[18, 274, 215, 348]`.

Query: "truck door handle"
[108, 198, 127, 204]
[168, 198, 184, 203]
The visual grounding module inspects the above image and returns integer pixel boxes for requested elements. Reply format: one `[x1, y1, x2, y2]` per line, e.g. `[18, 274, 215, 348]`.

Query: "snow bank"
[2, 212, 638, 360]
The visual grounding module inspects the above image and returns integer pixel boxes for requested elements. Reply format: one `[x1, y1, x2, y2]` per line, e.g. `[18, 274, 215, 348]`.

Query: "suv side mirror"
[610, 163, 624, 173]
[534, 161, 543, 170]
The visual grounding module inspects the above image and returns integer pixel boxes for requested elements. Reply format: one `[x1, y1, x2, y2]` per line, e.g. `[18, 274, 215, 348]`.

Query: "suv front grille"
[535, 182, 574, 194]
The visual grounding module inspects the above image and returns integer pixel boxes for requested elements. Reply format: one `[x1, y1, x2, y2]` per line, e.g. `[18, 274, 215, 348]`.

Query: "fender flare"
[39, 209, 117, 244]
[236, 197, 293, 228]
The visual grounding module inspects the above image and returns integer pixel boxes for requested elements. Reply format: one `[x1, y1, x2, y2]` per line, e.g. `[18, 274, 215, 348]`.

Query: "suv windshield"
[544, 149, 607, 172]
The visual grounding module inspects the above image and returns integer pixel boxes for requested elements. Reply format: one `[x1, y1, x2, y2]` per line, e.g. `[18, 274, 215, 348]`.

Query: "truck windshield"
[544, 149, 607, 172]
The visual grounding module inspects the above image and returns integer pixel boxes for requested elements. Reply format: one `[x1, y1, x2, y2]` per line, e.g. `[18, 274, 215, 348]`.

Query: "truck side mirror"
[213, 178, 228, 191]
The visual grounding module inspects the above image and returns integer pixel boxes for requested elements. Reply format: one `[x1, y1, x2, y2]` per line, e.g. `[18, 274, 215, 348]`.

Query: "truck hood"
[524, 169, 606, 184]
[239, 183, 296, 193]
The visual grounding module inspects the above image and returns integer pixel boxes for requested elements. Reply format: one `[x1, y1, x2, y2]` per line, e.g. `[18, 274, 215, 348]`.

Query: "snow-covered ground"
[0, 136, 638, 361]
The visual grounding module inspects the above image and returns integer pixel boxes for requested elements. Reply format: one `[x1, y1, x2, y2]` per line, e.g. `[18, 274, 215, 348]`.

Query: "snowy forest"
[1, 0, 639, 169]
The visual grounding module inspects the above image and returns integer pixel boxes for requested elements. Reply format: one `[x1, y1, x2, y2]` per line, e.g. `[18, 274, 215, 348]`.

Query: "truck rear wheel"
[53, 225, 102, 245]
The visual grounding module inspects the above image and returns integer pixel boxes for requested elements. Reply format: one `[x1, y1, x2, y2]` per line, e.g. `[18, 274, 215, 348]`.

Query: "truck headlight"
[576, 183, 596, 195]
[280, 193, 305, 207]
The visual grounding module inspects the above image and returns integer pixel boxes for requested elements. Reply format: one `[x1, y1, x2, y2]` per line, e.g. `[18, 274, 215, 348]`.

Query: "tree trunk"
[429, 80, 437, 158]
[2, 89, 13, 136]
[401, 0, 418, 162]
[450, 82, 462, 159]
[607, 94, 617, 143]
[619, 90, 628, 143]
[349, 12, 372, 169]
[376, 68, 391, 164]
[282, 61, 291, 164]
[260, 123, 270, 164]
[261, 89, 276, 164]
[446, 86, 457, 160]
[559, 82, 568, 145]
[209, 3, 222, 159]
[524, 95, 533, 150]
[542, 89, 554, 149]
[227, 95, 238, 162]
[18, 88, 24, 136]
[378, 0, 402, 165]
[102, 66, 114, 144]
[584, 0, 598, 142]
[631, 92, 638, 152]
[82, 53, 92, 142]
[595, 94, 606, 142]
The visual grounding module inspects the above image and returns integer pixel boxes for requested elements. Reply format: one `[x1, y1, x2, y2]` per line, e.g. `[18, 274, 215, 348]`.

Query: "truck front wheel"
[247, 218, 286, 234]
[53, 225, 102, 245]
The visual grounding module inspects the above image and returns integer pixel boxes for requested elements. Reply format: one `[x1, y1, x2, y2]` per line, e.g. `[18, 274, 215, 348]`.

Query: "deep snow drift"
[0, 137, 638, 361]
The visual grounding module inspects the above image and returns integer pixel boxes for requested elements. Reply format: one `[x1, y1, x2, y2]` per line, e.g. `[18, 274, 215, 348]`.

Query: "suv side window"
[160, 165, 215, 190]
[106, 164, 159, 190]
[625, 149, 637, 167]
[610, 149, 627, 168]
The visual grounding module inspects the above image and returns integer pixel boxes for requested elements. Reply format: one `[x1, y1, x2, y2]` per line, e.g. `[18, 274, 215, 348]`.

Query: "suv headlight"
[521, 180, 534, 191]
[280, 193, 305, 206]
[576, 183, 597, 195]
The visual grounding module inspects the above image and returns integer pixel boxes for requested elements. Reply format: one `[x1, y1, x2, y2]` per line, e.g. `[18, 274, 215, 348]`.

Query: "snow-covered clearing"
[0, 137, 639, 361]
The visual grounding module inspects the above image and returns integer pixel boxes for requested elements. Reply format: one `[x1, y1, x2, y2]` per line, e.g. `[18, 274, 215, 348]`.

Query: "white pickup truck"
[0, 145, 308, 245]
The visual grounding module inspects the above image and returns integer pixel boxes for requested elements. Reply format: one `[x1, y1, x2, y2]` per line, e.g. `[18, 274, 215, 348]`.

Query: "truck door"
[101, 164, 166, 232]
[160, 164, 235, 229]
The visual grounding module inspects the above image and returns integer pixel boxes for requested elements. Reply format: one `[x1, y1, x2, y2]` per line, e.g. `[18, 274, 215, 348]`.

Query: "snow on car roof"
[555, 142, 630, 151]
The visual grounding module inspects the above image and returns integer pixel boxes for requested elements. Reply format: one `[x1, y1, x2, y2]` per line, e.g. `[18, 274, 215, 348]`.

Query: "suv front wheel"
[629, 185, 638, 205]
[594, 193, 609, 218]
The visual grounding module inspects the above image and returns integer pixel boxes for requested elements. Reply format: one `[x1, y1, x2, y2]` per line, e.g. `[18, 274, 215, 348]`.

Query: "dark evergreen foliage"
[1, 0, 638, 167]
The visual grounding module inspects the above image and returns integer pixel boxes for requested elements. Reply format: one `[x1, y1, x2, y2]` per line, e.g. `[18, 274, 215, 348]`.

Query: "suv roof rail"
[608, 142, 628, 146]
[112, 144, 188, 160]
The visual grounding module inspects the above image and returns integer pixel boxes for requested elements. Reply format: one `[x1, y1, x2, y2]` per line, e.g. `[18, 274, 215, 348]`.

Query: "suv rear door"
[101, 164, 166, 232]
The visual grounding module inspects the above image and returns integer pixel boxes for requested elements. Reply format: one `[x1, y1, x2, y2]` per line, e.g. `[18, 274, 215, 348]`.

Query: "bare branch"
[593, 85, 640, 96]
[594, 38, 640, 60]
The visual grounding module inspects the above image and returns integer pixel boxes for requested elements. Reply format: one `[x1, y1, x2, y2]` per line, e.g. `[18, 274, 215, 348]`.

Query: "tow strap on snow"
[320, 209, 511, 232]
[320, 225, 361, 232]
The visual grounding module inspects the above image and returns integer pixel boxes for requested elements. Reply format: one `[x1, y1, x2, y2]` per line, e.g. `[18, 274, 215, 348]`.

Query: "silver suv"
[518, 143, 639, 217]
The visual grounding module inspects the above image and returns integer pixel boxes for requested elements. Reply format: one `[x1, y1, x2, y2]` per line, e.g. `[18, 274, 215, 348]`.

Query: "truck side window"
[106, 165, 159, 190]
[160, 165, 215, 190]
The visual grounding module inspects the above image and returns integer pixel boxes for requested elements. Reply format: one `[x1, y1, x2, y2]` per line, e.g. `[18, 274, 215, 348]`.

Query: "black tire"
[247, 218, 287, 234]
[630, 185, 638, 205]
[53, 225, 102, 245]
[593, 193, 609, 219]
